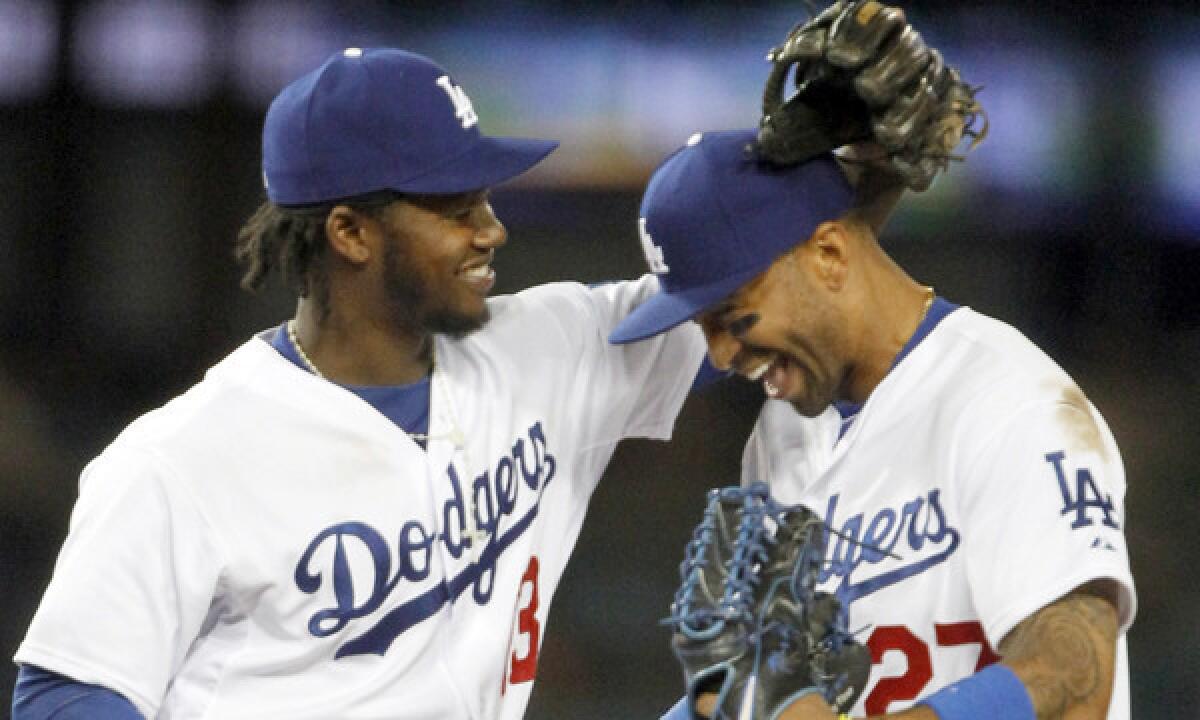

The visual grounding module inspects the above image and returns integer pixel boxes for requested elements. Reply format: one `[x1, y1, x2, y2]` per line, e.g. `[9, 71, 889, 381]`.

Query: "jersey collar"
[835, 296, 960, 425]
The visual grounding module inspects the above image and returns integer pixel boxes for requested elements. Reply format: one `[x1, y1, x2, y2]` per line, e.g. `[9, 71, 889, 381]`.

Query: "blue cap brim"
[391, 135, 559, 194]
[608, 265, 766, 344]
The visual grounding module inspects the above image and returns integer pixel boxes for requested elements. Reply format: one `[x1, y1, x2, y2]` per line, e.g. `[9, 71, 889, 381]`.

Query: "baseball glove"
[665, 484, 869, 719]
[756, 0, 987, 192]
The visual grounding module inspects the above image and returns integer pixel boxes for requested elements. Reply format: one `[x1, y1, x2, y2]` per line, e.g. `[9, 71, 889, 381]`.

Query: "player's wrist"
[917, 663, 1034, 720]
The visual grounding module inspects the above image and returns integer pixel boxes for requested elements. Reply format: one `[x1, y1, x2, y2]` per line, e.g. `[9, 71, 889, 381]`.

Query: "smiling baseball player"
[12, 48, 707, 719]
[613, 127, 1135, 718]
[614, 3, 1135, 716]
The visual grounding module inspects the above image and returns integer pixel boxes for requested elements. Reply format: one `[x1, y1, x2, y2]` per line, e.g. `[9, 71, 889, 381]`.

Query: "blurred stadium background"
[1, 0, 1196, 717]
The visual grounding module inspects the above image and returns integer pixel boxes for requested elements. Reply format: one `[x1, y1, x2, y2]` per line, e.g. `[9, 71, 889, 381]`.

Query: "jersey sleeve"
[545, 275, 708, 446]
[740, 402, 839, 500]
[955, 394, 1136, 649]
[14, 445, 225, 719]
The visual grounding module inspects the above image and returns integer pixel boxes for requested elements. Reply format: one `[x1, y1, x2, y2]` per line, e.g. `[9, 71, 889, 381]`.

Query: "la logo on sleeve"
[1045, 451, 1119, 530]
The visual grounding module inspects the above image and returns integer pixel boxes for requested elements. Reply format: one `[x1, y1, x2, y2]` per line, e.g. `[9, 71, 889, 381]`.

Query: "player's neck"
[290, 301, 434, 386]
[844, 266, 933, 404]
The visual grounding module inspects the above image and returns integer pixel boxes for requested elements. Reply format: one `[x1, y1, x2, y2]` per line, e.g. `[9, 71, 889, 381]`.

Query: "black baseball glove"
[756, 0, 987, 191]
[665, 484, 869, 719]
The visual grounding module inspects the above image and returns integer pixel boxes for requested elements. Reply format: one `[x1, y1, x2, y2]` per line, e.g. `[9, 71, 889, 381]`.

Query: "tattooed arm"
[998, 579, 1121, 719]
[762, 580, 1120, 720]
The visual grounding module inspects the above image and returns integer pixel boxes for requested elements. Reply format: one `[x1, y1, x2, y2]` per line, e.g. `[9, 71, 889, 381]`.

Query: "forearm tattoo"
[999, 581, 1119, 719]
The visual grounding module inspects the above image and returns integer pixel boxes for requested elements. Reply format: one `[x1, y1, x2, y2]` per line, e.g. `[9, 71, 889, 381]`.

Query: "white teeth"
[764, 379, 780, 398]
[463, 265, 490, 280]
[747, 362, 770, 381]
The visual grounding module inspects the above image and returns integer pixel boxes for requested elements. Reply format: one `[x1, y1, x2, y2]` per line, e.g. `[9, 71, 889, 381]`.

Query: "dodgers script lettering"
[294, 422, 557, 657]
[820, 489, 961, 607]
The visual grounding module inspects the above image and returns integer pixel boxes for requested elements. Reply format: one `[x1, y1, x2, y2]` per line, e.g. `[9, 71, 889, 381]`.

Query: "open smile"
[740, 353, 795, 399]
[459, 259, 496, 294]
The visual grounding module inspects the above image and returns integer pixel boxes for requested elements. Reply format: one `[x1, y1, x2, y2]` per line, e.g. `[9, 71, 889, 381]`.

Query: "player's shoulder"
[109, 335, 283, 452]
[936, 307, 1071, 390]
[928, 306, 1099, 422]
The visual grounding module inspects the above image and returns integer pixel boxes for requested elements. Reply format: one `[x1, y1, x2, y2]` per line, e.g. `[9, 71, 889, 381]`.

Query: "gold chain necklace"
[287, 321, 486, 550]
[285, 320, 435, 443]
[287, 320, 326, 380]
[283, 321, 519, 555]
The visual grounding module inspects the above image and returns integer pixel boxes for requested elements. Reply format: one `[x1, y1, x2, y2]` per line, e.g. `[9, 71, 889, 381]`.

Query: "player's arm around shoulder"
[501, 275, 696, 350]
[566, 274, 707, 378]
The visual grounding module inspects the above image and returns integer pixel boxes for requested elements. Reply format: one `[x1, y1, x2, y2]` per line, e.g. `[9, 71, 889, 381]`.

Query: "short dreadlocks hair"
[234, 190, 403, 311]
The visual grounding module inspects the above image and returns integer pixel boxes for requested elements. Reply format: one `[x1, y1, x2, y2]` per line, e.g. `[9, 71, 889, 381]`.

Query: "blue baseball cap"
[608, 129, 853, 345]
[262, 48, 558, 205]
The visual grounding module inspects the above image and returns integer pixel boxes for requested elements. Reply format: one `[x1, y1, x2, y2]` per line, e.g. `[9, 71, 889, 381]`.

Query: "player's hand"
[777, 693, 943, 720]
[837, 137, 903, 190]
[696, 690, 839, 719]
[774, 692, 840, 720]
[663, 485, 870, 720]
[756, 0, 987, 192]
[839, 138, 891, 167]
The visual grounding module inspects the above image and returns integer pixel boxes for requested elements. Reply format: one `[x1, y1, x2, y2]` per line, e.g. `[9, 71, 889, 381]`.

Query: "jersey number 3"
[505, 556, 541, 691]
[864, 621, 999, 714]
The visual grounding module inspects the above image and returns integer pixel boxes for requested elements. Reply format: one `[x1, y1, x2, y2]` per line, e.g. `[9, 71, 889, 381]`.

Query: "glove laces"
[664, 483, 782, 641]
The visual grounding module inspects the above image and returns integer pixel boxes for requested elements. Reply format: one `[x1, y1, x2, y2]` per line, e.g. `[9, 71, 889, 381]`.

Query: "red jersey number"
[864, 621, 999, 714]
[508, 556, 541, 686]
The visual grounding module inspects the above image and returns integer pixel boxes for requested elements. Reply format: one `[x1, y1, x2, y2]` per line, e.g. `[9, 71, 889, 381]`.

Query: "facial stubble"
[382, 229, 490, 340]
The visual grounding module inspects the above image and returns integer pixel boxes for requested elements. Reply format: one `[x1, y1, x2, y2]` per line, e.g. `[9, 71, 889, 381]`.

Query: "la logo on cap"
[261, 48, 557, 205]
[639, 217, 669, 274]
[435, 76, 478, 129]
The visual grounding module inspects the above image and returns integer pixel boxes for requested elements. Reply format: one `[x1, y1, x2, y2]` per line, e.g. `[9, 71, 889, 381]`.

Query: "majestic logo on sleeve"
[819, 489, 961, 608]
[294, 422, 555, 658]
[1045, 450, 1119, 530]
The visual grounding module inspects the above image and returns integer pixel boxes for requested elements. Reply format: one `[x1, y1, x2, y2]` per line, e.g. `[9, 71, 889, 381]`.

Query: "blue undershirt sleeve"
[12, 664, 144, 720]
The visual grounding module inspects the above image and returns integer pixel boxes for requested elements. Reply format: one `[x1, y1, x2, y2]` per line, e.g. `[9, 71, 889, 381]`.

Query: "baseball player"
[11, 48, 708, 719]
[611, 128, 1136, 719]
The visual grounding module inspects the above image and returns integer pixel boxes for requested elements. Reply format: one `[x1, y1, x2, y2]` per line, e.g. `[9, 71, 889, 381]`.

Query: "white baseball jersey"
[17, 275, 707, 720]
[742, 304, 1136, 717]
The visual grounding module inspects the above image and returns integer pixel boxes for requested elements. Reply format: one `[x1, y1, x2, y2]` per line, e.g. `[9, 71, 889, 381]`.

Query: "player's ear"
[325, 206, 373, 265]
[806, 220, 850, 292]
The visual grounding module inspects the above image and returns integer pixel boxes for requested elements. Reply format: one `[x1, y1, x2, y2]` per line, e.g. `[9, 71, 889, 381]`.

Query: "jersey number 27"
[865, 621, 1000, 714]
